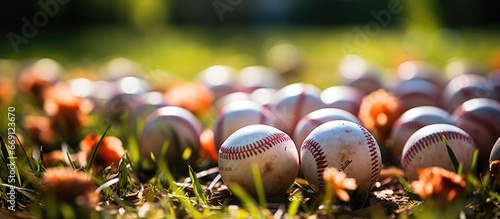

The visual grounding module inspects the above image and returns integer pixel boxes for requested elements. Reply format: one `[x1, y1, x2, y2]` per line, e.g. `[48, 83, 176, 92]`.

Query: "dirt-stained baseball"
[300, 120, 382, 196]
[218, 124, 299, 198]
[401, 124, 477, 180]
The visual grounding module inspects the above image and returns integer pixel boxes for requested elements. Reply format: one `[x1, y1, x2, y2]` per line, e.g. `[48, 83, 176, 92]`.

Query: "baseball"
[440, 73, 497, 112]
[293, 108, 361, 155]
[269, 83, 326, 135]
[213, 100, 282, 151]
[320, 85, 364, 116]
[401, 123, 477, 181]
[389, 106, 454, 163]
[390, 79, 442, 109]
[218, 124, 299, 198]
[140, 106, 202, 175]
[489, 137, 500, 163]
[452, 98, 500, 165]
[300, 120, 382, 196]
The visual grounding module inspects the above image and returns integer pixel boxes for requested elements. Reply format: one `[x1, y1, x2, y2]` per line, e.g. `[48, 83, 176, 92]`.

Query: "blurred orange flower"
[23, 115, 57, 147]
[358, 89, 406, 142]
[44, 83, 93, 141]
[200, 129, 218, 162]
[42, 167, 99, 210]
[490, 160, 500, 184]
[0, 76, 15, 105]
[411, 167, 466, 203]
[165, 82, 213, 116]
[80, 134, 125, 172]
[323, 167, 357, 202]
[18, 59, 60, 102]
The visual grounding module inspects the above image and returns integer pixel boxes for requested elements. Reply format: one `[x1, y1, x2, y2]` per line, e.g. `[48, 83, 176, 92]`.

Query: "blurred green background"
[1, 0, 499, 86]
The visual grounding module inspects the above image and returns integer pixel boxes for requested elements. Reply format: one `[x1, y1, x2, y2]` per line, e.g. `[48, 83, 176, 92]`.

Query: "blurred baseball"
[213, 100, 282, 150]
[140, 106, 202, 175]
[452, 98, 500, 165]
[270, 83, 326, 135]
[293, 108, 361, 155]
[320, 85, 364, 116]
[440, 73, 497, 112]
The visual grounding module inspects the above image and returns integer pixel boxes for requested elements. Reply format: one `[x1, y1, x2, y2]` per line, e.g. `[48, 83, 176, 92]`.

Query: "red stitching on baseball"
[358, 124, 380, 187]
[401, 130, 476, 169]
[301, 139, 328, 189]
[219, 132, 291, 160]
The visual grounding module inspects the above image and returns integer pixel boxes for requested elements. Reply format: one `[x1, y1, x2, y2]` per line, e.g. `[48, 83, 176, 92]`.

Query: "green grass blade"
[251, 163, 267, 209]
[397, 175, 421, 202]
[470, 149, 479, 174]
[443, 135, 459, 173]
[15, 135, 35, 171]
[117, 153, 129, 196]
[127, 134, 140, 165]
[287, 190, 303, 217]
[0, 135, 9, 167]
[230, 184, 261, 218]
[86, 124, 112, 171]
[188, 165, 208, 205]
[62, 144, 76, 170]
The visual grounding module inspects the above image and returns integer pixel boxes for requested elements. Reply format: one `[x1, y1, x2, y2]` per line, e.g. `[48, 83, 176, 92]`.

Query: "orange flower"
[490, 160, 500, 184]
[42, 168, 99, 210]
[0, 76, 15, 105]
[18, 58, 60, 101]
[165, 82, 213, 116]
[322, 167, 357, 202]
[411, 167, 466, 203]
[200, 129, 218, 162]
[80, 134, 125, 172]
[44, 83, 93, 140]
[23, 115, 57, 147]
[358, 89, 406, 142]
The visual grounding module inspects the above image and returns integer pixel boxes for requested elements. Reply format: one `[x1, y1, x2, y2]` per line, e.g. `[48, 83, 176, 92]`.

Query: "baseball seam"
[358, 124, 380, 188]
[219, 132, 290, 160]
[301, 139, 328, 189]
[401, 130, 475, 169]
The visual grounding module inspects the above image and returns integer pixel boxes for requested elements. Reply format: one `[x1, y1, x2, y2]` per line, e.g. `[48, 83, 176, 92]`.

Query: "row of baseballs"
[138, 102, 493, 198]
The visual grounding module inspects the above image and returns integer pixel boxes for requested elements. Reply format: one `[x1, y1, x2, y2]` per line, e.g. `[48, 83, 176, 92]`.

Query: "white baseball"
[320, 85, 364, 116]
[301, 120, 382, 196]
[213, 100, 282, 151]
[401, 123, 477, 181]
[389, 106, 454, 162]
[489, 137, 500, 163]
[140, 106, 202, 164]
[452, 98, 500, 164]
[270, 83, 326, 135]
[293, 108, 361, 155]
[218, 124, 299, 198]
